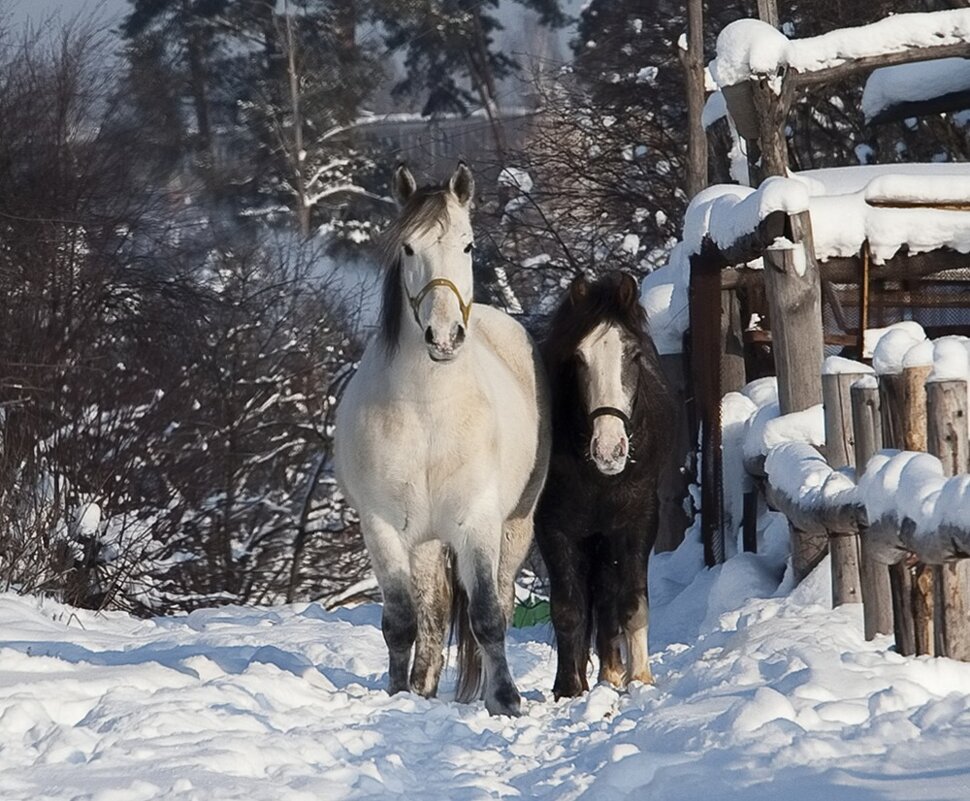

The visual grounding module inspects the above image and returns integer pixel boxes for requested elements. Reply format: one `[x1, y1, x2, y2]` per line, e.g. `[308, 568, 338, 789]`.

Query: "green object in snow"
[513, 598, 550, 628]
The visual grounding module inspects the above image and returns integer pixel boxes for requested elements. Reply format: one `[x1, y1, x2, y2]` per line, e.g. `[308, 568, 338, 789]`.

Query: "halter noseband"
[408, 278, 472, 327]
[589, 406, 632, 431]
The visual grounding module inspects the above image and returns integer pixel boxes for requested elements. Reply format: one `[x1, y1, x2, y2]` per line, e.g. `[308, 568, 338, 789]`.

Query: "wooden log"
[721, 289, 747, 396]
[926, 379, 969, 479]
[914, 563, 936, 656]
[823, 371, 866, 607]
[906, 364, 935, 655]
[822, 372, 861, 469]
[889, 561, 917, 657]
[850, 379, 894, 639]
[761, 211, 826, 583]
[751, 75, 795, 178]
[926, 378, 970, 661]
[762, 212, 825, 416]
[756, 0, 779, 27]
[879, 371, 938, 654]
[904, 365, 932, 452]
[851, 380, 883, 477]
[879, 373, 907, 450]
[938, 562, 970, 661]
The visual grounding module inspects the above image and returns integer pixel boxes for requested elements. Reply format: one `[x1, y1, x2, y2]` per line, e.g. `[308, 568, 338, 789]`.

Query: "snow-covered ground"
[5, 528, 970, 800]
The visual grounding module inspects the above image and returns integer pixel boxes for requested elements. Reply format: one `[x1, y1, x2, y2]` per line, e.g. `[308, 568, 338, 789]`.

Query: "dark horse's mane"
[543, 272, 672, 457]
[379, 187, 451, 353]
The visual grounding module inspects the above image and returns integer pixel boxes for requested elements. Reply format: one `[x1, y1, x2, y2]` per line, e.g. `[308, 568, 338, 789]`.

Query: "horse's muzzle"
[591, 435, 629, 475]
[425, 322, 466, 362]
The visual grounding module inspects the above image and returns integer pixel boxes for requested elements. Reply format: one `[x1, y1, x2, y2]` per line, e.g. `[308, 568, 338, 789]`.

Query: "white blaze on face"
[403, 196, 474, 360]
[577, 322, 632, 475]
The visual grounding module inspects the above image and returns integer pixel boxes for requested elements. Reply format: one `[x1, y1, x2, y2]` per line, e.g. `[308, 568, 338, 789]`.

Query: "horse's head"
[560, 272, 645, 476]
[387, 163, 475, 362]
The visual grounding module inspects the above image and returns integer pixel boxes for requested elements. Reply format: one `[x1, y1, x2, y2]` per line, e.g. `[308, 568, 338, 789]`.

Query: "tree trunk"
[684, 0, 708, 197]
[181, 0, 214, 165]
[283, 1, 311, 238]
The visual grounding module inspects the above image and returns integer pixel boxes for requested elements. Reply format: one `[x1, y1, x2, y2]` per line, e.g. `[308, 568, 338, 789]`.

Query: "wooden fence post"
[763, 212, 826, 582]
[822, 371, 862, 607]
[905, 364, 935, 656]
[926, 378, 970, 660]
[850, 378, 894, 639]
[879, 371, 918, 656]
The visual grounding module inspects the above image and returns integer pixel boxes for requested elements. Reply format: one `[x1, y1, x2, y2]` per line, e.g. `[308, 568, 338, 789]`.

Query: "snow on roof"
[711, 10, 970, 88]
[680, 164, 970, 265]
[862, 58, 970, 121]
[683, 177, 811, 256]
[641, 163, 970, 355]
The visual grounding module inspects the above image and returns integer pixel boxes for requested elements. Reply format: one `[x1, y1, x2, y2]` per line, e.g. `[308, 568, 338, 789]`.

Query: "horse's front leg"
[361, 516, 417, 695]
[617, 527, 654, 686]
[409, 540, 451, 697]
[455, 530, 521, 716]
[593, 555, 625, 688]
[539, 525, 591, 698]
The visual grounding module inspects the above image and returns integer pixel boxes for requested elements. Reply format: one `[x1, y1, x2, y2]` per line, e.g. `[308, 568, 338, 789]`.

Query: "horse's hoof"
[553, 677, 586, 700]
[597, 665, 626, 688]
[486, 684, 522, 717]
[628, 670, 655, 686]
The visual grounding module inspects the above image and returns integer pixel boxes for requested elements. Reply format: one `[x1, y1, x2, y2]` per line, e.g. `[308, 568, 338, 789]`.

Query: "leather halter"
[589, 406, 631, 431]
[408, 278, 472, 327]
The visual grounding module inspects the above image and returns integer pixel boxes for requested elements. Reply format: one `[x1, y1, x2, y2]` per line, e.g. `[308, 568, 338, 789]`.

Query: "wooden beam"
[869, 88, 970, 127]
[793, 41, 970, 90]
[720, 243, 970, 292]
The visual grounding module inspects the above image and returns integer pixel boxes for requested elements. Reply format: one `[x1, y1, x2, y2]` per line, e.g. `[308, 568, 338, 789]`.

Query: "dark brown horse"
[536, 271, 675, 698]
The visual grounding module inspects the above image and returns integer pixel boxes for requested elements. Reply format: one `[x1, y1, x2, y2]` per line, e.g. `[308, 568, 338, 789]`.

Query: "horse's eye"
[403, 243, 415, 256]
[464, 242, 475, 254]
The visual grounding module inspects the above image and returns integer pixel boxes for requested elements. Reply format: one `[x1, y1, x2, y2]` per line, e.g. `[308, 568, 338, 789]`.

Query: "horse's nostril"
[612, 442, 625, 460]
[425, 326, 434, 345]
[454, 324, 466, 346]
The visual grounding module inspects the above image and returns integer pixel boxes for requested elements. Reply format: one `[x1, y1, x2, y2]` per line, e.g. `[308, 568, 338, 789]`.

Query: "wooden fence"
[759, 354, 970, 660]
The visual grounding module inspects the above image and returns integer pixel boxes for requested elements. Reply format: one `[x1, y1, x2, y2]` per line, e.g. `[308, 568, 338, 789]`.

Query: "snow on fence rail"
[738, 324, 970, 661]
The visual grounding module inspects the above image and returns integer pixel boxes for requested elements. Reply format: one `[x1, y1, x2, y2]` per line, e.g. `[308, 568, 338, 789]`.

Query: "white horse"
[334, 163, 550, 716]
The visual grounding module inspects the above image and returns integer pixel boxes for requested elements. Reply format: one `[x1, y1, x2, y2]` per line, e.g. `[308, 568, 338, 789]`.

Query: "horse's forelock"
[544, 273, 650, 371]
[378, 189, 452, 269]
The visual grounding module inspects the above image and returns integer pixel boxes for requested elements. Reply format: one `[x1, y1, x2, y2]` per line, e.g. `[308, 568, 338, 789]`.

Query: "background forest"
[0, 0, 967, 614]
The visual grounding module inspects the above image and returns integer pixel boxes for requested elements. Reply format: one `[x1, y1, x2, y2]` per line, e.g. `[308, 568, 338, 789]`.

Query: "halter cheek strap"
[408, 278, 472, 327]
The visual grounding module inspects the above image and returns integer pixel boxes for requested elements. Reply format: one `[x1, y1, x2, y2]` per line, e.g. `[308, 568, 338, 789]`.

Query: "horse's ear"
[618, 272, 639, 309]
[570, 275, 589, 306]
[448, 161, 475, 206]
[392, 164, 417, 207]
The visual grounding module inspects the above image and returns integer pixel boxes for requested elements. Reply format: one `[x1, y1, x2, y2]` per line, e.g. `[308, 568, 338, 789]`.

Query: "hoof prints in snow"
[5, 556, 970, 799]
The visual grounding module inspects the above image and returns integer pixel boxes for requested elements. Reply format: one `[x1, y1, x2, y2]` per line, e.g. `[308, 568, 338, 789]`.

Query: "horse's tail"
[450, 557, 483, 703]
